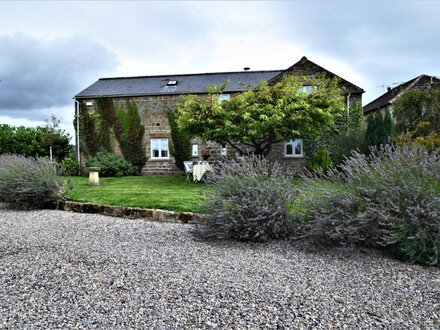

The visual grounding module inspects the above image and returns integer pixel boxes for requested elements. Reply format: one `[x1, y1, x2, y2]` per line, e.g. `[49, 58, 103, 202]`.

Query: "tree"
[0, 119, 71, 161]
[176, 74, 344, 156]
[374, 110, 385, 145]
[41, 115, 71, 161]
[365, 110, 394, 149]
[393, 88, 440, 137]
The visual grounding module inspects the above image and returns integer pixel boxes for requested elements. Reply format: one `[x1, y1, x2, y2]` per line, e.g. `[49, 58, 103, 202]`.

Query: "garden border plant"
[0, 154, 65, 208]
[300, 144, 440, 266]
[194, 155, 296, 241]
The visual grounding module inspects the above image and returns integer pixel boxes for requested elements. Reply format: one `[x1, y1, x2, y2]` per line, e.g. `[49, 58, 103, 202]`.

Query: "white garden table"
[193, 163, 213, 182]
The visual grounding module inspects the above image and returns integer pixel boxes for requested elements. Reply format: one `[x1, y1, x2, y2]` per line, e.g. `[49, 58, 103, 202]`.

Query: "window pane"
[153, 149, 159, 158]
[192, 144, 198, 156]
[221, 143, 227, 156]
[295, 139, 302, 155]
[152, 139, 160, 150]
[299, 86, 316, 93]
[161, 139, 168, 151]
[286, 143, 293, 155]
[218, 94, 230, 102]
[161, 149, 168, 158]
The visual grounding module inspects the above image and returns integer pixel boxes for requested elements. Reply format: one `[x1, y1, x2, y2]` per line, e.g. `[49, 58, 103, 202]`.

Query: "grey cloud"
[0, 33, 118, 113]
[272, 1, 440, 101]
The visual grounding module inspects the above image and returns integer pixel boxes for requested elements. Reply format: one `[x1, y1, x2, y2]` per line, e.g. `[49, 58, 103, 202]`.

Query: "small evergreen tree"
[366, 110, 394, 149]
[365, 114, 377, 147]
[374, 111, 385, 145]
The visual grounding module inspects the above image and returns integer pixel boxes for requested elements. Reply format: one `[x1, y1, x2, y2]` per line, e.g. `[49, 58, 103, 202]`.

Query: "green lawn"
[66, 176, 209, 212]
[65, 175, 343, 214]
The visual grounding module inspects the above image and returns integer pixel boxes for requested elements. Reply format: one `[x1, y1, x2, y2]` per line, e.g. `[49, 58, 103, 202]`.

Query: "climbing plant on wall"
[95, 97, 115, 152]
[116, 100, 146, 170]
[78, 98, 146, 172]
[166, 108, 191, 172]
[78, 101, 100, 156]
[303, 100, 365, 168]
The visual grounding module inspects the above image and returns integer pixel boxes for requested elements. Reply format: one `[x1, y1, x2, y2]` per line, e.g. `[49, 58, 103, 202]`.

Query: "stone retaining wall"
[57, 201, 205, 224]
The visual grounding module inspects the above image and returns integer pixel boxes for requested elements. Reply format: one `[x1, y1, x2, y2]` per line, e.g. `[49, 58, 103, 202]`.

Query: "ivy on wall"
[78, 101, 100, 156]
[116, 100, 146, 170]
[303, 100, 365, 167]
[78, 98, 146, 171]
[95, 97, 115, 152]
[166, 108, 191, 172]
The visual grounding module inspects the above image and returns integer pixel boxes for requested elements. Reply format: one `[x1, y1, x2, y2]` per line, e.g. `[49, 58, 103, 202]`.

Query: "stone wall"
[79, 89, 358, 177]
[79, 95, 309, 176]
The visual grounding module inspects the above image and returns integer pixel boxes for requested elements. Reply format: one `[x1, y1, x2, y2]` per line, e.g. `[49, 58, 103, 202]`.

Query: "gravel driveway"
[0, 205, 439, 329]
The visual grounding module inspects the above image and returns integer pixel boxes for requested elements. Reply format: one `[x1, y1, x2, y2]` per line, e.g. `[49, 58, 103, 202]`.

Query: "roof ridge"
[406, 75, 425, 90]
[269, 56, 364, 92]
[99, 69, 284, 81]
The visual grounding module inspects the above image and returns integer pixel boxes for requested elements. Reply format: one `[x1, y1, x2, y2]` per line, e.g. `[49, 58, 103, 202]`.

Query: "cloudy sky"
[1, 1, 439, 141]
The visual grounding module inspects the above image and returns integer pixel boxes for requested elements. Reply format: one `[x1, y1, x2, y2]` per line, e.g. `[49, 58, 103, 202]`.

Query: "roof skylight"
[167, 80, 178, 86]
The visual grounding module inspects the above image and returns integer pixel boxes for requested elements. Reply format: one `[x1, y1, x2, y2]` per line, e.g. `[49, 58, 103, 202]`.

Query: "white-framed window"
[86, 101, 93, 106]
[192, 144, 199, 157]
[285, 139, 303, 157]
[220, 143, 227, 156]
[151, 138, 169, 159]
[218, 94, 230, 102]
[299, 85, 317, 93]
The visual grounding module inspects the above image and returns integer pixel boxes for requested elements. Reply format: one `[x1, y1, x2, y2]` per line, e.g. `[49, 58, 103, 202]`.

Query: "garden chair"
[183, 161, 194, 182]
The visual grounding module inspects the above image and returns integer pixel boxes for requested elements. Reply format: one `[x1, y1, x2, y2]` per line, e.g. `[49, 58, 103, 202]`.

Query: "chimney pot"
[387, 87, 391, 92]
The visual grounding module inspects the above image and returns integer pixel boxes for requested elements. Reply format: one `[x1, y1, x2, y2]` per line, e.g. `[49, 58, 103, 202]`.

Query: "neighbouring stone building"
[75, 56, 364, 175]
[363, 74, 440, 116]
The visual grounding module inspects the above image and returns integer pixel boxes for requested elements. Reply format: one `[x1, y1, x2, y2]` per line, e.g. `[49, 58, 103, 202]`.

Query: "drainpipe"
[346, 92, 351, 133]
[74, 98, 81, 175]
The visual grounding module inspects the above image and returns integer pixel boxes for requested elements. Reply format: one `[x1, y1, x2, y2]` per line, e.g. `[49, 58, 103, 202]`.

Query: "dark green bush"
[302, 145, 440, 266]
[59, 157, 78, 176]
[307, 146, 333, 172]
[195, 155, 295, 241]
[85, 151, 138, 177]
[330, 128, 367, 166]
[0, 154, 64, 208]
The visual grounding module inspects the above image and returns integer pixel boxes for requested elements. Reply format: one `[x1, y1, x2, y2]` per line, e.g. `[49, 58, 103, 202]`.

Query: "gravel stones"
[0, 205, 439, 328]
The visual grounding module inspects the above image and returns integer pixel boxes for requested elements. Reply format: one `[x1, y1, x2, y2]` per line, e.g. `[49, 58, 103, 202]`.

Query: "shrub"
[195, 155, 295, 241]
[307, 146, 333, 172]
[84, 151, 138, 177]
[330, 128, 367, 166]
[0, 154, 64, 208]
[59, 157, 79, 176]
[302, 144, 440, 266]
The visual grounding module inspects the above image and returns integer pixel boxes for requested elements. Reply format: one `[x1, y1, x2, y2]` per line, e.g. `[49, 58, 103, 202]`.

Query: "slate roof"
[75, 57, 365, 99]
[364, 74, 440, 114]
[75, 70, 282, 98]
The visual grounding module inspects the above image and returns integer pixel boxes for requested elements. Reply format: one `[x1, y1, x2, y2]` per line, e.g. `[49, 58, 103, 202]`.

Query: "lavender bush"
[195, 155, 295, 241]
[0, 154, 64, 208]
[302, 145, 440, 266]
